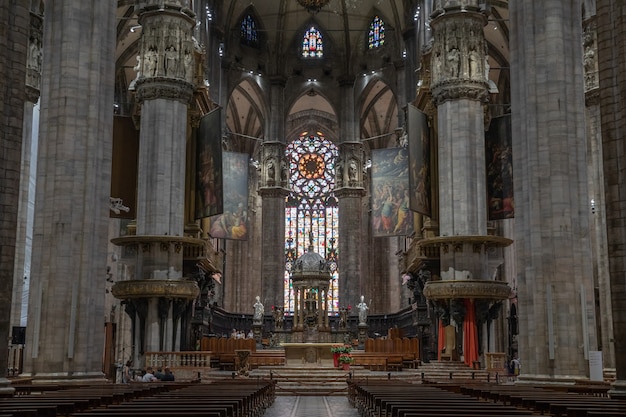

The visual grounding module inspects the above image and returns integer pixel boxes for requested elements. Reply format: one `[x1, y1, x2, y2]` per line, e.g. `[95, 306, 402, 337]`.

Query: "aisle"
[263, 396, 360, 417]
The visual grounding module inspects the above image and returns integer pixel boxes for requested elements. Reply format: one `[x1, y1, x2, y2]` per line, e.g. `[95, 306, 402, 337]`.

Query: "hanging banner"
[209, 151, 249, 240]
[195, 108, 223, 219]
[370, 147, 414, 237]
[407, 104, 431, 217]
[485, 114, 514, 220]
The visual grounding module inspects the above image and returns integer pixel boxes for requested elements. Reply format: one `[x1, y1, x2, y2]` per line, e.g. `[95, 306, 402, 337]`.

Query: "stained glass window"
[368, 15, 385, 49]
[302, 26, 324, 58]
[241, 15, 259, 47]
[285, 132, 339, 313]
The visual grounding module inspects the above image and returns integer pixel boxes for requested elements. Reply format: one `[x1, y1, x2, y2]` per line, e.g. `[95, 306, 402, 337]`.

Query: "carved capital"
[431, 80, 489, 104]
[135, 77, 194, 104]
[112, 279, 200, 300]
[423, 280, 511, 300]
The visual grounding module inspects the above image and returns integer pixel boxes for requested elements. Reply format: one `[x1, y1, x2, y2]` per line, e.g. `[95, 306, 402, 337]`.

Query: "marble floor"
[263, 396, 360, 417]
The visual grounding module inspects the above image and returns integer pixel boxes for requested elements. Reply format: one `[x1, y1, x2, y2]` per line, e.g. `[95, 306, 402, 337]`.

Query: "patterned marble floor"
[263, 396, 360, 417]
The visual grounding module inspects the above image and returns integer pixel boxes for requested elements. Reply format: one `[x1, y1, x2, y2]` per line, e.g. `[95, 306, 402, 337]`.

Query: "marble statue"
[253, 296, 264, 323]
[357, 295, 369, 325]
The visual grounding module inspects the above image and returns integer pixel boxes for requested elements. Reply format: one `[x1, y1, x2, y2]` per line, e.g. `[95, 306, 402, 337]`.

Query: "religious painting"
[370, 147, 414, 237]
[407, 104, 431, 217]
[208, 151, 249, 240]
[194, 108, 223, 219]
[485, 114, 514, 220]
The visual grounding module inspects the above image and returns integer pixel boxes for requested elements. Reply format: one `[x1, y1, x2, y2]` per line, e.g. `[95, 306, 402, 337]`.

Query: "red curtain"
[437, 319, 445, 361]
[463, 299, 479, 366]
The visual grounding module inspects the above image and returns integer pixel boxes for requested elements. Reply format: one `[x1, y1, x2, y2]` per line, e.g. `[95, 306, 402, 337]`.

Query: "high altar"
[288, 242, 333, 343]
[281, 342, 336, 366]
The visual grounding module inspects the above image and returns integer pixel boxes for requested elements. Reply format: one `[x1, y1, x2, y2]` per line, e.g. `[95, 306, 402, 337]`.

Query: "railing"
[145, 351, 212, 369]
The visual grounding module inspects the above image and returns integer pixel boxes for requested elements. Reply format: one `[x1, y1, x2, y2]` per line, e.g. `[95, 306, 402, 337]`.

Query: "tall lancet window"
[302, 26, 324, 58]
[368, 15, 385, 49]
[285, 132, 339, 313]
[241, 15, 259, 47]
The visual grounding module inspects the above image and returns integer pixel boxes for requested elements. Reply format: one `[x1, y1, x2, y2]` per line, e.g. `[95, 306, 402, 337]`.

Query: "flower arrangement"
[331, 344, 352, 354]
[339, 353, 354, 364]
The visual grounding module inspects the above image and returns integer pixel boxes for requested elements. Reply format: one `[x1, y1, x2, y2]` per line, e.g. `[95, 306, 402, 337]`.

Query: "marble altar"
[281, 343, 336, 366]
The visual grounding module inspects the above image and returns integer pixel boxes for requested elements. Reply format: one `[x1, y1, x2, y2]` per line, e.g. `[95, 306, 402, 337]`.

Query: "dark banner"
[371, 147, 414, 237]
[407, 105, 431, 216]
[195, 108, 223, 219]
[485, 114, 514, 220]
[209, 152, 249, 240]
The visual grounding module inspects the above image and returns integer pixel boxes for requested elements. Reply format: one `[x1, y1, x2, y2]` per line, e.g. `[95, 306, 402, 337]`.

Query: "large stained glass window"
[368, 15, 385, 49]
[302, 26, 324, 58]
[241, 15, 259, 47]
[285, 132, 339, 313]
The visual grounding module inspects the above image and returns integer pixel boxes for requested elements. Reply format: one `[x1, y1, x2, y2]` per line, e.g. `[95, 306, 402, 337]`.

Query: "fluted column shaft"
[23, 0, 116, 380]
[510, 0, 597, 381]
[260, 77, 288, 309]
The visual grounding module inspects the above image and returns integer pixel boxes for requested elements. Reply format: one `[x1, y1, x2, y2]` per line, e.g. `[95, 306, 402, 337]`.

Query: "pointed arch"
[358, 78, 398, 148]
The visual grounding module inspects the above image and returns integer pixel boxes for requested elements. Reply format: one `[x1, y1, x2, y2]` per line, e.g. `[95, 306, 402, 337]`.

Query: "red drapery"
[463, 298, 479, 366]
[437, 319, 445, 361]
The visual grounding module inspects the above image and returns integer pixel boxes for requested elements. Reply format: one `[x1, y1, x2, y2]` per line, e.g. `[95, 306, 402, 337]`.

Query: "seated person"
[161, 367, 175, 381]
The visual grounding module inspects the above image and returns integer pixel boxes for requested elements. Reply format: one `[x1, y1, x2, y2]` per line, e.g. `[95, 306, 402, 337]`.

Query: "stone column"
[335, 76, 365, 308]
[111, 2, 200, 363]
[11, 4, 43, 335]
[0, 0, 30, 395]
[596, 0, 626, 397]
[583, 18, 614, 370]
[259, 146, 288, 309]
[423, 1, 513, 368]
[510, 1, 597, 381]
[259, 76, 288, 309]
[22, 0, 116, 381]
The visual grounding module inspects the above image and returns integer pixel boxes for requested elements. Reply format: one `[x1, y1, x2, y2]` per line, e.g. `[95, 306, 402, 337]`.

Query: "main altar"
[287, 239, 334, 343]
[281, 342, 336, 366]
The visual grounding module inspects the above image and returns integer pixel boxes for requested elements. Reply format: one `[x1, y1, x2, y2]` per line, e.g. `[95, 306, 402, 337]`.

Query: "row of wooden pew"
[0, 383, 177, 417]
[450, 382, 626, 417]
[0, 379, 275, 417]
[349, 379, 626, 417]
[348, 380, 535, 417]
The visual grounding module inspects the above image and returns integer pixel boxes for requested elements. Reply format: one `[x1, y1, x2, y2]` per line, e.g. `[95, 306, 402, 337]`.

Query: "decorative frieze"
[583, 21, 598, 92]
[430, 11, 489, 104]
[25, 9, 43, 99]
[423, 279, 511, 300]
[260, 142, 288, 189]
[135, 77, 194, 104]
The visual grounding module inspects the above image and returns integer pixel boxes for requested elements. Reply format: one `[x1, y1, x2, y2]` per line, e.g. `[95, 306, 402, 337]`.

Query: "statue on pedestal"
[253, 295, 264, 324]
[357, 295, 369, 325]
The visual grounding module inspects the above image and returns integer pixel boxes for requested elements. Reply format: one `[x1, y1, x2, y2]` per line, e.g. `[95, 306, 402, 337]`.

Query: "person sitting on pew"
[154, 367, 164, 380]
[161, 367, 175, 381]
[142, 366, 158, 382]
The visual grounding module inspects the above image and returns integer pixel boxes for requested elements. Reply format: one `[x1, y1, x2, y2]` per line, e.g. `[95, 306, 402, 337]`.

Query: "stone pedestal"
[358, 324, 368, 349]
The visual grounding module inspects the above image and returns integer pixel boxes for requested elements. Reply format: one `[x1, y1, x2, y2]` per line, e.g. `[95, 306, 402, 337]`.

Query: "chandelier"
[297, 0, 331, 13]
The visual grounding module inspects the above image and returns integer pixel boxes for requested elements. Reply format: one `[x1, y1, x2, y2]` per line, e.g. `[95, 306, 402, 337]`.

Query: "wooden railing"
[145, 351, 212, 369]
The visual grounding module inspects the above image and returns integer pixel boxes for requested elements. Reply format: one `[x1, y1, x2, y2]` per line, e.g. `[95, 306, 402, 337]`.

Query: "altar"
[281, 343, 336, 366]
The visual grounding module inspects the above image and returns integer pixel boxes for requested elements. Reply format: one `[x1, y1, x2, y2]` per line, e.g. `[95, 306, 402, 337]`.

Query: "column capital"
[258, 187, 289, 199]
[334, 188, 366, 198]
[135, 77, 194, 104]
[430, 9, 489, 104]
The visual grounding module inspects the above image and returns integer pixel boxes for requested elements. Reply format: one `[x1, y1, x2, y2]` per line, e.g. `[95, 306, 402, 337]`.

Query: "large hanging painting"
[485, 114, 514, 220]
[209, 151, 249, 240]
[407, 104, 431, 217]
[371, 147, 414, 237]
[195, 108, 223, 219]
